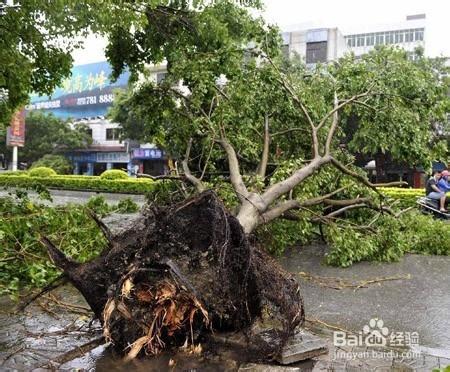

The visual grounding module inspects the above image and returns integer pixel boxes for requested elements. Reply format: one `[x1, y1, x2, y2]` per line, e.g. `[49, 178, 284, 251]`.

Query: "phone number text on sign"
[76, 94, 114, 106]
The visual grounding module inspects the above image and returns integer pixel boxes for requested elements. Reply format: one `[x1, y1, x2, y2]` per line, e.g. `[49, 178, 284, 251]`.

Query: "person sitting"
[437, 170, 450, 193]
[426, 169, 447, 212]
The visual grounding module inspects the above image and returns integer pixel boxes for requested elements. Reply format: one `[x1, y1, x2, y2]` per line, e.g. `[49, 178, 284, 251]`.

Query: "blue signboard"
[26, 61, 130, 119]
[133, 148, 164, 159]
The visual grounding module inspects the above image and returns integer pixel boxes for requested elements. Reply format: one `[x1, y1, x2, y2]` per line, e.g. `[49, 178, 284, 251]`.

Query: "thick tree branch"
[260, 186, 349, 224]
[257, 113, 270, 178]
[216, 137, 249, 202]
[325, 91, 339, 154]
[322, 197, 371, 207]
[329, 157, 407, 193]
[263, 53, 319, 157]
[322, 203, 368, 218]
[316, 91, 372, 132]
[272, 127, 309, 137]
[261, 155, 331, 207]
[182, 138, 205, 193]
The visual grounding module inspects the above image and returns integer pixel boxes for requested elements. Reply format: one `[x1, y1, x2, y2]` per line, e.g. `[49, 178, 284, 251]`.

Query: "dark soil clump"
[43, 191, 304, 360]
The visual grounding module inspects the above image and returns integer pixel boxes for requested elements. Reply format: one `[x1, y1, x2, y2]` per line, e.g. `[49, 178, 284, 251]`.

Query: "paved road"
[280, 245, 450, 353]
[0, 188, 146, 206]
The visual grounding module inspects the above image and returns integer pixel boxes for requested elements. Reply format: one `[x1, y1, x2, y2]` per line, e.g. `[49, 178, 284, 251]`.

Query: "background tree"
[29, 154, 74, 174]
[0, 0, 101, 125]
[0, 0, 261, 126]
[0, 112, 91, 166]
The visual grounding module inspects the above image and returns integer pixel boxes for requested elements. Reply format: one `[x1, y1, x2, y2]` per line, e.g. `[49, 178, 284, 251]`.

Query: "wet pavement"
[0, 286, 103, 371]
[1, 239, 450, 370]
[0, 188, 146, 206]
[279, 245, 450, 352]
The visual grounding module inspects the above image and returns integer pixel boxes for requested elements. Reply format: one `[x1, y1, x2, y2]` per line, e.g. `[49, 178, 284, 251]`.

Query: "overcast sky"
[71, 0, 450, 65]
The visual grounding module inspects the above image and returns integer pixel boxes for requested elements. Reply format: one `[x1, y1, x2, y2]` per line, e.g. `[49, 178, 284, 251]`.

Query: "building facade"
[26, 61, 168, 176]
[344, 14, 426, 58]
[282, 27, 348, 64]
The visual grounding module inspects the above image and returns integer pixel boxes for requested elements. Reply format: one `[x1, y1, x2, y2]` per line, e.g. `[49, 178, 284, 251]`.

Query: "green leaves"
[0, 194, 107, 296]
[325, 212, 450, 267]
[335, 47, 450, 167]
[0, 191, 142, 296]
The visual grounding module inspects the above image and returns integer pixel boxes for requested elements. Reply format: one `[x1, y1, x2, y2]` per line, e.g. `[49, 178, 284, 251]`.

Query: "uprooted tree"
[108, 2, 448, 234]
[38, 0, 449, 361]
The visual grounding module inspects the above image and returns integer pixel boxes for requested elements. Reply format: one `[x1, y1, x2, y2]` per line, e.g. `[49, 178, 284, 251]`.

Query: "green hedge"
[0, 175, 155, 194]
[381, 187, 424, 208]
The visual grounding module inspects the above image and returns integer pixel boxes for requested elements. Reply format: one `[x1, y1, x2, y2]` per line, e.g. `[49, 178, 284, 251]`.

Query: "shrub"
[29, 167, 57, 178]
[31, 154, 73, 174]
[0, 170, 29, 176]
[100, 169, 129, 180]
[381, 187, 423, 208]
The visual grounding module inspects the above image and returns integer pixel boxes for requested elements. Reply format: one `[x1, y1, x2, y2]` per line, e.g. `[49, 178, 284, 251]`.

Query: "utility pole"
[11, 145, 18, 171]
[1, 1, 22, 171]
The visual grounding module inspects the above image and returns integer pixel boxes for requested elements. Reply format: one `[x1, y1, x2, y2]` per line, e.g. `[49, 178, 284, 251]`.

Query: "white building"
[282, 28, 348, 64]
[344, 14, 426, 58]
[281, 14, 427, 64]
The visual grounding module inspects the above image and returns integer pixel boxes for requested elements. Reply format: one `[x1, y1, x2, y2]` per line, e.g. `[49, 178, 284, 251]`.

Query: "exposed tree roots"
[41, 191, 304, 360]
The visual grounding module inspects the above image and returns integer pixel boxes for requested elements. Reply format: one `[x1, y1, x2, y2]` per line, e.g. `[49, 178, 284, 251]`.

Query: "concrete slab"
[276, 330, 328, 365]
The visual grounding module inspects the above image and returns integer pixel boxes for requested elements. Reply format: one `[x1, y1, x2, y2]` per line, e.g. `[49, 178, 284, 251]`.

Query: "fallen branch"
[352, 274, 412, 291]
[45, 293, 92, 314]
[306, 317, 354, 334]
[298, 272, 411, 291]
[137, 173, 184, 181]
[41, 336, 105, 368]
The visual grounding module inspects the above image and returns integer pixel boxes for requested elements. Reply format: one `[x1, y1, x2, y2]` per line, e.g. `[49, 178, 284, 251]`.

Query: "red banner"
[6, 109, 25, 147]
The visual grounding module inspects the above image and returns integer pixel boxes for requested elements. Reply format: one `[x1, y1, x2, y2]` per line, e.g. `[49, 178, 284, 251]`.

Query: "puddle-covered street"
[1, 243, 450, 371]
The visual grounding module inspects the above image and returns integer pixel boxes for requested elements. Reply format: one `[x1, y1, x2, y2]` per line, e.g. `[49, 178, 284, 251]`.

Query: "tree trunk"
[237, 199, 263, 234]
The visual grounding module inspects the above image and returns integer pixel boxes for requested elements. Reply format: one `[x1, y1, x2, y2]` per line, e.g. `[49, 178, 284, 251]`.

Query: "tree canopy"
[0, 1, 97, 124]
[0, 0, 262, 126]
[108, 1, 449, 235]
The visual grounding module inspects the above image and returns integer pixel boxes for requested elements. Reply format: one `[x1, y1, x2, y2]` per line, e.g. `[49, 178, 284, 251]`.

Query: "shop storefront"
[68, 150, 131, 176]
[131, 148, 166, 176]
